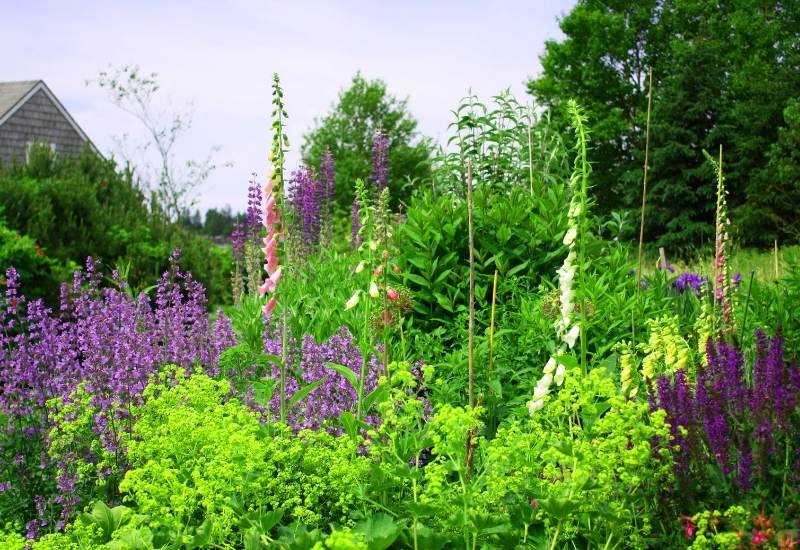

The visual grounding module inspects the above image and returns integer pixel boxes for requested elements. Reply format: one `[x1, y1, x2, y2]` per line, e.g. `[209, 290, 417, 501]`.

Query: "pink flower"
[680, 515, 696, 539]
[752, 530, 770, 546]
[261, 176, 282, 317]
[386, 288, 399, 301]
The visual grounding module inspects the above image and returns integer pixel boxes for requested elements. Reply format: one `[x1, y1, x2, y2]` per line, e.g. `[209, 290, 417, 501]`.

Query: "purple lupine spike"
[231, 222, 246, 262]
[321, 147, 335, 206]
[289, 166, 325, 257]
[351, 199, 361, 247]
[320, 148, 335, 244]
[371, 128, 389, 192]
[246, 174, 263, 242]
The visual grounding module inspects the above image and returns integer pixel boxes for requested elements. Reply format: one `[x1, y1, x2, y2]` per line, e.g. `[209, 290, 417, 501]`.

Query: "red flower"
[752, 529, 770, 546]
[680, 515, 696, 539]
[386, 288, 399, 301]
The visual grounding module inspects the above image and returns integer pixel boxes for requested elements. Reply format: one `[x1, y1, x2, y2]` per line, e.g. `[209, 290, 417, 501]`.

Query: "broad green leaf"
[325, 362, 359, 391]
[288, 378, 326, 409]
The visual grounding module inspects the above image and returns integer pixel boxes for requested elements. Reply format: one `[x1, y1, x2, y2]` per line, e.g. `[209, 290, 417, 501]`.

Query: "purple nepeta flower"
[371, 128, 389, 192]
[261, 326, 380, 432]
[0, 254, 235, 536]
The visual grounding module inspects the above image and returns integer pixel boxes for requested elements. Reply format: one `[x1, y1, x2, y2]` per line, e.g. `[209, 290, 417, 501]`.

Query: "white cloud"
[1, 0, 573, 214]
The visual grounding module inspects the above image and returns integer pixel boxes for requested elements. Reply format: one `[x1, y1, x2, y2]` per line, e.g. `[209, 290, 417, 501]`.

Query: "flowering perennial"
[371, 128, 389, 192]
[259, 171, 282, 317]
[289, 166, 325, 256]
[320, 147, 335, 245]
[708, 149, 734, 331]
[0, 255, 234, 537]
[261, 326, 380, 432]
[528, 103, 588, 414]
[652, 331, 800, 493]
[245, 174, 263, 242]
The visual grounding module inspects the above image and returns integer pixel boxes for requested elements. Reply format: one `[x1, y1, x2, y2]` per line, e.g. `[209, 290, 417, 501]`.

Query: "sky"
[2, 0, 576, 215]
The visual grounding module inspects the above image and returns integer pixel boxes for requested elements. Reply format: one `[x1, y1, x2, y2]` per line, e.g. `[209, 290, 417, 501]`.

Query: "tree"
[528, 0, 800, 250]
[91, 65, 229, 222]
[301, 73, 433, 210]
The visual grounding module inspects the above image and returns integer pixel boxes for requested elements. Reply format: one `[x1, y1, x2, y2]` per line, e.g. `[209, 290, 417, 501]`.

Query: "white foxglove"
[564, 324, 580, 349]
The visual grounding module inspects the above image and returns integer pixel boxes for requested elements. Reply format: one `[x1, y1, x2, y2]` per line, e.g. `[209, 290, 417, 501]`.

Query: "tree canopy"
[301, 73, 433, 210]
[528, 0, 800, 251]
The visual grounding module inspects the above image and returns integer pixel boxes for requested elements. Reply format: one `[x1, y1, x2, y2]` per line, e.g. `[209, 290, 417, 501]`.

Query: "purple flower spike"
[371, 128, 389, 192]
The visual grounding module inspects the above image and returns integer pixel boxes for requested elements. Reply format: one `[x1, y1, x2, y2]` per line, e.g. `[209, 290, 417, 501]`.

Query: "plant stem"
[527, 106, 535, 196]
[466, 161, 476, 410]
[488, 269, 499, 435]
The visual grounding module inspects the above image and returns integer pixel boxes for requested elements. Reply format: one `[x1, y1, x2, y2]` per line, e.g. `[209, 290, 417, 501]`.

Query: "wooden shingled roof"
[0, 80, 40, 121]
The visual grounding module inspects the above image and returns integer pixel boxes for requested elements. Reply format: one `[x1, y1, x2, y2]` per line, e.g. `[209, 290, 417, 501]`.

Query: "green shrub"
[119, 369, 369, 545]
[0, 145, 230, 305]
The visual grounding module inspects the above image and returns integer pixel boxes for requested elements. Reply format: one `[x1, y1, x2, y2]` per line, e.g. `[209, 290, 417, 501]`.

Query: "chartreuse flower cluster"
[491, 367, 672, 549]
[528, 100, 589, 414]
[639, 314, 692, 380]
[120, 369, 369, 544]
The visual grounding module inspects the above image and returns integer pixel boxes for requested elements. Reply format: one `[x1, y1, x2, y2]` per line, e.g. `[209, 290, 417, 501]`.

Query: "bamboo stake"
[636, 67, 654, 292]
[774, 239, 780, 280]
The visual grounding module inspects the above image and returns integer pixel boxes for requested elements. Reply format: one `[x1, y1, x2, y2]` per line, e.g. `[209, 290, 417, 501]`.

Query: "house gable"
[0, 81, 98, 165]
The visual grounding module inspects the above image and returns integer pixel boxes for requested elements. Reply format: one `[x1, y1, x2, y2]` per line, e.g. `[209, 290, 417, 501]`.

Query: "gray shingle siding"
[0, 89, 89, 165]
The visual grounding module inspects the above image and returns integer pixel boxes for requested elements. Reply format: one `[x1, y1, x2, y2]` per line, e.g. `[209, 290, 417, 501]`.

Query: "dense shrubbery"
[0, 144, 230, 304]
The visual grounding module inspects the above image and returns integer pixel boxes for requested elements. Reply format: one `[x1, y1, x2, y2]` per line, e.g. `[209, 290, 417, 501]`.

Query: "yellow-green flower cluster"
[615, 340, 638, 398]
[639, 315, 692, 380]
[694, 300, 714, 366]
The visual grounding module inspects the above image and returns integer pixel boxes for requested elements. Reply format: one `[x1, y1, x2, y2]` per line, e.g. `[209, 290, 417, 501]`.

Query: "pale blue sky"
[2, 1, 575, 214]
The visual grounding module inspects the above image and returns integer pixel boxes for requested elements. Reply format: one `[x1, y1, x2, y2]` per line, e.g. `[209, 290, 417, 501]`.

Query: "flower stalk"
[528, 100, 589, 415]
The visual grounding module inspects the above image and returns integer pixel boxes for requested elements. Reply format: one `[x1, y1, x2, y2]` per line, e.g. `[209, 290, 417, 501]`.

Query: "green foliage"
[488, 367, 673, 549]
[0, 145, 230, 305]
[434, 91, 568, 196]
[0, 214, 75, 301]
[118, 369, 369, 545]
[397, 191, 466, 328]
[528, 0, 800, 250]
[301, 73, 433, 210]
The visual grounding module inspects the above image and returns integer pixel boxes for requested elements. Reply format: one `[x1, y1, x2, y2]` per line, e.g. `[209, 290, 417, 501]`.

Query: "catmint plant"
[0, 255, 234, 537]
